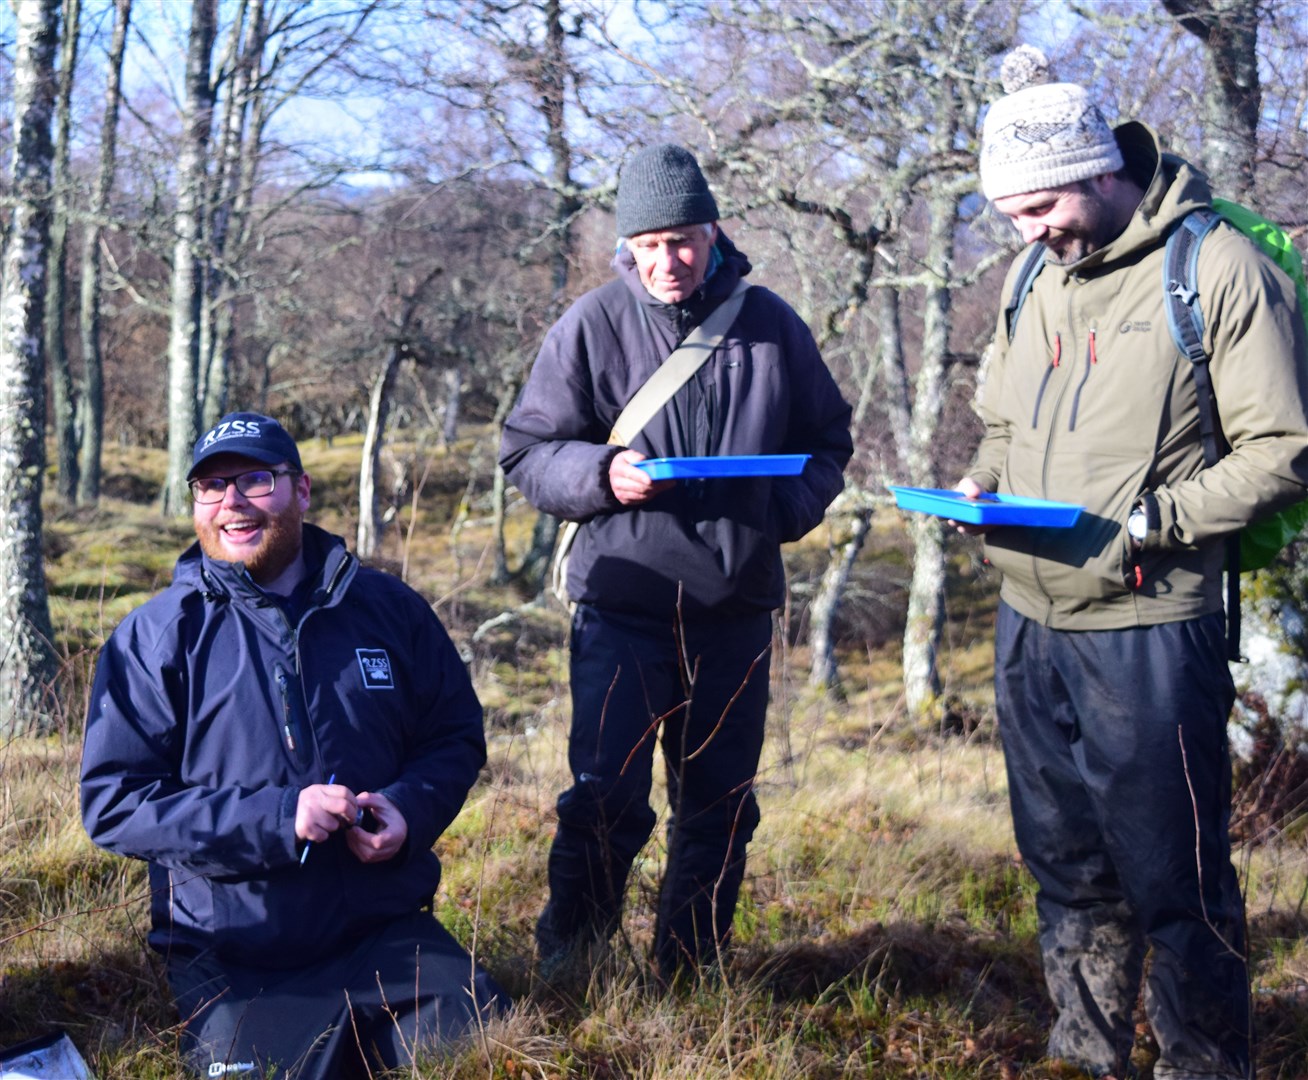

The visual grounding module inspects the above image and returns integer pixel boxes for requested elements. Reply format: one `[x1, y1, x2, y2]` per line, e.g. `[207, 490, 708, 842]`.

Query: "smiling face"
[628, 224, 718, 304]
[992, 176, 1121, 266]
[191, 453, 311, 585]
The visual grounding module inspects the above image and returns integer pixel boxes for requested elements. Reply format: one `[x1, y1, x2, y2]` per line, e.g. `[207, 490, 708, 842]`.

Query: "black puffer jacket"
[500, 231, 852, 619]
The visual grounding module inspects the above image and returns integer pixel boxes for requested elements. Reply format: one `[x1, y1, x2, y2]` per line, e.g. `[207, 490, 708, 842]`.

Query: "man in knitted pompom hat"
[500, 145, 851, 982]
[955, 44, 1308, 1080]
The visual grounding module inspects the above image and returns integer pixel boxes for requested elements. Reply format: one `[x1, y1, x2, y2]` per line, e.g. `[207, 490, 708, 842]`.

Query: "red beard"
[195, 498, 304, 584]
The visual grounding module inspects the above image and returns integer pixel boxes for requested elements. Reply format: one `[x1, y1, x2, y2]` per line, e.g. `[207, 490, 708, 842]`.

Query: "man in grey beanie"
[956, 45, 1308, 1080]
[500, 144, 851, 981]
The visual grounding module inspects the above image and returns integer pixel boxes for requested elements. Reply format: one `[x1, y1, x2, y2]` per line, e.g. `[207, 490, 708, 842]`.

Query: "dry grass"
[4, 435, 1307, 1078]
[10, 716, 1305, 1078]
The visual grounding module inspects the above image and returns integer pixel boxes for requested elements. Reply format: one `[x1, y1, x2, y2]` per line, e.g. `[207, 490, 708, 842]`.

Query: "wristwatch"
[1127, 508, 1148, 542]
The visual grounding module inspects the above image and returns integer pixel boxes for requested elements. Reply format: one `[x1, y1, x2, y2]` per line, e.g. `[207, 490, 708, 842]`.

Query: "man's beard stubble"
[1043, 184, 1118, 267]
[195, 499, 304, 584]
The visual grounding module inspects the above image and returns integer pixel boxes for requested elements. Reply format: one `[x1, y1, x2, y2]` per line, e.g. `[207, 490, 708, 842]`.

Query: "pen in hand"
[299, 773, 336, 866]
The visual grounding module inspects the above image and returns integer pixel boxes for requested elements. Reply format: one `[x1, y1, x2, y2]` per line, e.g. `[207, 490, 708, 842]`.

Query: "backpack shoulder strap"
[1004, 243, 1048, 343]
[1163, 205, 1243, 659]
[1163, 206, 1225, 468]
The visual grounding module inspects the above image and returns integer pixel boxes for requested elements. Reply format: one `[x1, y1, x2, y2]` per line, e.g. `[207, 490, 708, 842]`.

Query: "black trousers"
[537, 602, 772, 976]
[166, 911, 504, 1079]
[995, 603, 1250, 1080]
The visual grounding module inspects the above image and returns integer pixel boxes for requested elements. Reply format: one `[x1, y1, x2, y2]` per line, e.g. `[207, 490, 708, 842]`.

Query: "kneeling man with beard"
[81, 412, 502, 1080]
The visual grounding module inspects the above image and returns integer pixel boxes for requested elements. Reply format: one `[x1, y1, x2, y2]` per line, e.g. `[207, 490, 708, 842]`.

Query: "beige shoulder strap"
[607, 279, 751, 447]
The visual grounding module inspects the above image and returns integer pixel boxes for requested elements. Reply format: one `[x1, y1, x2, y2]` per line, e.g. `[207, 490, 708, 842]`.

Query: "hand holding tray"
[889, 485, 1083, 528]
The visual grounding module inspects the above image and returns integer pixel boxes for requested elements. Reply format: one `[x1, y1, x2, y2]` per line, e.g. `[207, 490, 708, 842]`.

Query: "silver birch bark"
[901, 93, 963, 718]
[161, 0, 217, 516]
[808, 508, 872, 693]
[357, 343, 403, 559]
[1161, 0, 1260, 201]
[357, 270, 441, 559]
[202, 0, 265, 430]
[46, 0, 80, 504]
[0, 0, 60, 735]
[76, 0, 130, 505]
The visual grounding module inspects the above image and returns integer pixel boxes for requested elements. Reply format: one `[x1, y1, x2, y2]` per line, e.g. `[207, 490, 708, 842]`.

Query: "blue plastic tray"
[635, 454, 811, 481]
[888, 486, 1084, 527]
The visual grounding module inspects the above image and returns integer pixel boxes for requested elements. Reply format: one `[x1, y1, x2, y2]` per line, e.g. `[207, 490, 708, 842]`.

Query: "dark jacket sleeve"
[80, 608, 300, 876]
[377, 590, 487, 853]
[499, 306, 625, 522]
[766, 296, 852, 540]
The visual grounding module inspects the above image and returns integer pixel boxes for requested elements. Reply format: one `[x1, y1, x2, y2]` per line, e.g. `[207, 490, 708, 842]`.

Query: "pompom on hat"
[979, 45, 1123, 201]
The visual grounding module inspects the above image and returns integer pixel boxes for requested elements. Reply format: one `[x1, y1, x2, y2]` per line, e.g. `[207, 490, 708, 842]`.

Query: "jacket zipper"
[1067, 326, 1098, 431]
[285, 552, 355, 776]
[1030, 331, 1061, 428]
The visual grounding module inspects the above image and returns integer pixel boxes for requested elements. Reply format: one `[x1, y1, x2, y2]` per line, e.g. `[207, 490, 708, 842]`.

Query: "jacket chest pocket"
[1066, 327, 1183, 453]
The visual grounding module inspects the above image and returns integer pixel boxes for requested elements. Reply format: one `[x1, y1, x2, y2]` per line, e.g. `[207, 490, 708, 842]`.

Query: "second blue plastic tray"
[889, 485, 1084, 527]
[635, 454, 811, 481]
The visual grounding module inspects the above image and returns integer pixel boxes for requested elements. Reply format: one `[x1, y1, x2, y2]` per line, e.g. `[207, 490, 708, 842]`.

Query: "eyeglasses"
[188, 468, 300, 504]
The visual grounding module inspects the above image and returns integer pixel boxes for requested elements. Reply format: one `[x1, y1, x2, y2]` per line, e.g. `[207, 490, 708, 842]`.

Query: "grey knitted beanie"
[616, 144, 719, 237]
[980, 45, 1123, 201]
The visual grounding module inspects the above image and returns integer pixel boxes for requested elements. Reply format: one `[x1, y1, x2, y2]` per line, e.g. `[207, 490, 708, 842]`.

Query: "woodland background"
[2, 1, 1307, 1077]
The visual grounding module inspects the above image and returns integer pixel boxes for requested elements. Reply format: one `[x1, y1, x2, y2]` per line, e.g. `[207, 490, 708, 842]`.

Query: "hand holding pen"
[295, 774, 403, 866]
[295, 773, 349, 864]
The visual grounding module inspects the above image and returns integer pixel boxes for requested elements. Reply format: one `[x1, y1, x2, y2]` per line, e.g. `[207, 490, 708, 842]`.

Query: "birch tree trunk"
[0, 0, 60, 735]
[45, 0, 79, 504]
[808, 508, 872, 692]
[357, 343, 403, 560]
[805, 285, 897, 696]
[440, 367, 461, 448]
[357, 269, 441, 559]
[161, 0, 217, 516]
[202, 0, 265, 431]
[894, 69, 968, 717]
[1161, 0, 1260, 201]
[76, 0, 130, 505]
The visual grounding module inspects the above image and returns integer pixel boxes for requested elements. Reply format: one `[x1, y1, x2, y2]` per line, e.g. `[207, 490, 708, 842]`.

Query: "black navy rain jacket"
[80, 525, 486, 969]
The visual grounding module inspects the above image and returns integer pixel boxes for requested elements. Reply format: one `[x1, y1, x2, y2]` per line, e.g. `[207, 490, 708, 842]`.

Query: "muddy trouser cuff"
[1039, 898, 1144, 1073]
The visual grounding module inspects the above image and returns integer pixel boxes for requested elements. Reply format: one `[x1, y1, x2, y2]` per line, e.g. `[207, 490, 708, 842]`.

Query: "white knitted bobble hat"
[979, 45, 1123, 201]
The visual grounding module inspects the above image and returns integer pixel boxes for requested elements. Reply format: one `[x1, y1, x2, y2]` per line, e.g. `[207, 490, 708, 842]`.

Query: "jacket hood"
[612, 227, 753, 316]
[1075, 122, 1212, 273]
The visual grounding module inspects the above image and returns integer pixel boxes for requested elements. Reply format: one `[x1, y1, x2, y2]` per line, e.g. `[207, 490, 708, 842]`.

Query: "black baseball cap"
[188, 412, 302, 480]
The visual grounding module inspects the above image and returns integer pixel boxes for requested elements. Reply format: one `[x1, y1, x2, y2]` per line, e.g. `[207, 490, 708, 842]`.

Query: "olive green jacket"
[969, 123, 1308, 630]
